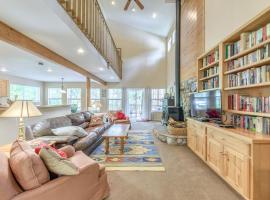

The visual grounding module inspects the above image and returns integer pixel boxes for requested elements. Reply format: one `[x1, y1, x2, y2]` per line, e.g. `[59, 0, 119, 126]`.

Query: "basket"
[167, 125, 187, 136]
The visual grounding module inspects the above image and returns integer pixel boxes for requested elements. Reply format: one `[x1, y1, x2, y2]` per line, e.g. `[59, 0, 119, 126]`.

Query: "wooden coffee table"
[103, 124, 130, 154]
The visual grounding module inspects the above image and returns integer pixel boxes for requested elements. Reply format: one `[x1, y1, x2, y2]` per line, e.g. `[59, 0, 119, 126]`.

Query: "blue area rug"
[91, 130, 165, 171]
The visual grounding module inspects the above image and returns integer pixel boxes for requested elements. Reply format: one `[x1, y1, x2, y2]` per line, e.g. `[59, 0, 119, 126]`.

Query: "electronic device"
[190, 90, 222, 119]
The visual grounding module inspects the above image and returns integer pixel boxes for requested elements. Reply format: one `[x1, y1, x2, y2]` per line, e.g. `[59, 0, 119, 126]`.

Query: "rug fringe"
[105, 167, 165, 172]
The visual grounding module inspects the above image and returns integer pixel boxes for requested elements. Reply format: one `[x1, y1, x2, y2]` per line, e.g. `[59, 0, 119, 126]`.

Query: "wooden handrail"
[58, 0, 122, 78]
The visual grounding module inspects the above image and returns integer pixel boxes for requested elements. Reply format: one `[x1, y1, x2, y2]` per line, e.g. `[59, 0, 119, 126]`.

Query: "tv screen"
[190, 90, 221, 118]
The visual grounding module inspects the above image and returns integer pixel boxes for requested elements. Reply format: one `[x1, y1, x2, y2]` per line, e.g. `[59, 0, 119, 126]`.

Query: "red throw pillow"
[35, 143, 67, 159]
[116, 111, 127, 120]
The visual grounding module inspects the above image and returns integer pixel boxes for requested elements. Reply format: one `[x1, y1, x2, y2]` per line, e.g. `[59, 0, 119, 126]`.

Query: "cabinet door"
[187, 127, 196, 151]
[223, 146, 250, 198]
[207, 136, 223, 175]
[195, 130, 206, 160]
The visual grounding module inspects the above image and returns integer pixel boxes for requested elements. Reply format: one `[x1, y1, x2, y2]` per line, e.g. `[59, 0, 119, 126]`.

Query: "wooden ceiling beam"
[0, 21, 106, 85]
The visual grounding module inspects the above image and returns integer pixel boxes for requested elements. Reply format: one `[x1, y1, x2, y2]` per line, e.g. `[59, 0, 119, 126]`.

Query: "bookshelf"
[221, 7, 270, 135]
[197, 44, 222, 92]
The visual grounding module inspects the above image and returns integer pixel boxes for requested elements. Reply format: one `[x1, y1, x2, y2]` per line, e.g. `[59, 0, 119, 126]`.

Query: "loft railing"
[58, 0, 122, 78]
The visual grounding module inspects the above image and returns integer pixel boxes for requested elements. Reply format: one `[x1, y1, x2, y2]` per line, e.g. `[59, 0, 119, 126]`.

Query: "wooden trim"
[86, 77, 91, 108]
[0, 21, 106, 85]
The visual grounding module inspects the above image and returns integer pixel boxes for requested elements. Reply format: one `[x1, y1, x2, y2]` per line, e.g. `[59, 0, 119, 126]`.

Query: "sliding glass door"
[126, 88, 145, 121]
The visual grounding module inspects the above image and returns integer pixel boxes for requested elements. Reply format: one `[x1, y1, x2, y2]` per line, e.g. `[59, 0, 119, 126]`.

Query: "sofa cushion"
[35, 135, 78, 144]
[39, 147, 79, 176]
[66, 113, 86, 126]
[0, 152, 22, 200]
[9, 140, 50, 190]
[78, 122, 89, 129]
[32, 120, 53, 137]
[82, 111, 92, 122]
[52, 126, 88, 138]
[48, 116, 72, 129]
[73, 132, 97, 150]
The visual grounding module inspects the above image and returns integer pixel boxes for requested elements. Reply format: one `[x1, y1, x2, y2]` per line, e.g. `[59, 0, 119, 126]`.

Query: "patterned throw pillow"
[39, 147, 79, 176]
[89, 116, 103, 127]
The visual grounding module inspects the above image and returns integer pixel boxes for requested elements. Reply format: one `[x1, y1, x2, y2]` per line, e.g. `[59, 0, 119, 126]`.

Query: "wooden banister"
[58, 0, 122, 78]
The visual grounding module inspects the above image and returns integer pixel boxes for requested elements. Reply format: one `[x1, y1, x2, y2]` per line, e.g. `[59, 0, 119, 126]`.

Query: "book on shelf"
[227, 65, 270, 87]
[228, 94, 270, 113]
[202, 77, 219, 90]
[231, 114, 270, 135]
[203, 66, 219, 77]
[225, 23, 270, 59]
[202, 49, 219, 67]
[226, 43, 270, 71]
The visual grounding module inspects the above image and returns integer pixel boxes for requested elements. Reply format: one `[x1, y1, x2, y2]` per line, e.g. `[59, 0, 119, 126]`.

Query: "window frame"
[90, 88, 101, 113]
[107, 88, 122, 111]
[151, 89, 165, 112]
[47, 88, 62, 106]
[67, 88, 82, 111]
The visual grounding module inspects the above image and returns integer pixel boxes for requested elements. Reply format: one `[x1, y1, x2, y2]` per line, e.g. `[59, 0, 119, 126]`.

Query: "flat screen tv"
[190, 90, 221, 119]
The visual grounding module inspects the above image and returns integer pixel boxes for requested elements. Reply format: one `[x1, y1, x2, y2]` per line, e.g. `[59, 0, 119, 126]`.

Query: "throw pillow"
[51, 126, 88, 138]
[35, 143, 67, 158]
[9, 140, 50, 190]
[39, 147, 79, 176]
[89, 116, 103, 127]
[32, 120, 53, 137]
[116, 111, 127, 120]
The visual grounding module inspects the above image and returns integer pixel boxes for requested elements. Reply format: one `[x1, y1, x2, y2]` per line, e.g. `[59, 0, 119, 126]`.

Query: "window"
[10, 84, 41, 105]
[48, 88, 62, 105]
[108, 88, 122, 111]
[90, 88, 101, 113]
[167, 37, 172, 52]
[67, 88, 81, 111]
[172, 29, 176, 44]
[151, 89, 165, 111]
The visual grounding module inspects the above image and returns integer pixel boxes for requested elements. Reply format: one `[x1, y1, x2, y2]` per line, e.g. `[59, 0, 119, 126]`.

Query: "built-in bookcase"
[197, 44, 222, 92]
[221, 7, 270, 135]
[196, 7, 270, 135]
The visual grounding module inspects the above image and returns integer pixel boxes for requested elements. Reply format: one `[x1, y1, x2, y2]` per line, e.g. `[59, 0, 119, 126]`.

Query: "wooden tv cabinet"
[187, 117, 270, 200]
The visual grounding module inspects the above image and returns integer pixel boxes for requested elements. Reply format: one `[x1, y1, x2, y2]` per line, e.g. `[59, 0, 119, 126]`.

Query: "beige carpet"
[106, 122, 244, 200]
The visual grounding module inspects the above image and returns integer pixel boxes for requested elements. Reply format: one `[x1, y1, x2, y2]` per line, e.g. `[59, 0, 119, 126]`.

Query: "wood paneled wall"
[181, 0, 205, 81]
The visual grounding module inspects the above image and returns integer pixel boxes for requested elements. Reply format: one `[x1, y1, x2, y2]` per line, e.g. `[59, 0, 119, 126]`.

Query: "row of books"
[227, 65, 270, 87]
[240, 23, 270, 51]
[202, 49, 219, 67]
[227, 44, 270, 71]
[228, 94, 270, 113]
[231, 114, 270, 135]
[225, 23, 270, 59]
[203, 66, 219, 77]
[225, 41, 240, 59]
[202, 77, 219, 90]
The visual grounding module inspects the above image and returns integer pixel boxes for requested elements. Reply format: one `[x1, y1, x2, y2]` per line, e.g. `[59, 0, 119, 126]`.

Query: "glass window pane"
[67, 88, 81, 111]
[48, 88, 62, 105]
[10, 84, 40, 104]
[151, 89, 165, 112]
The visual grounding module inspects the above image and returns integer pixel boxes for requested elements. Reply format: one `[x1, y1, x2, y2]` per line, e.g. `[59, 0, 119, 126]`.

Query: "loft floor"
[106, 122, 244, 200]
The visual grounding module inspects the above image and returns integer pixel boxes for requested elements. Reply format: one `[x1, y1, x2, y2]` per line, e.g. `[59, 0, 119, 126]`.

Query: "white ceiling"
[0, 0, 120, 83]
[98, 0, 176, 37]
[0, 41, 86, 82]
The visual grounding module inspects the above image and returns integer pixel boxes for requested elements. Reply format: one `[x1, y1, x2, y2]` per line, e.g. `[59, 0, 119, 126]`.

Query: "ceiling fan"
[124, 0, 144, 11]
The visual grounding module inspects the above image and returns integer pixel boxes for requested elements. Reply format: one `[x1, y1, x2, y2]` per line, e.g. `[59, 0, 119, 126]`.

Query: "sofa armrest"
[13, 152, 101, 200]
[59, 145, 75, 158]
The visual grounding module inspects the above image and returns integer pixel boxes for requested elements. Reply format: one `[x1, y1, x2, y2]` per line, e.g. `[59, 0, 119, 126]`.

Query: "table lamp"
[0, 101, 42, 140]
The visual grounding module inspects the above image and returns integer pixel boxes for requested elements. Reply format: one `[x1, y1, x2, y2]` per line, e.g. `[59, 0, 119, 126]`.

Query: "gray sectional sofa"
[25, 111, 111, 155]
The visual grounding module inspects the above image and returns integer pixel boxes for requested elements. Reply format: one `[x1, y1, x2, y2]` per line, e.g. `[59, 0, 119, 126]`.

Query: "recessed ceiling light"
[47, 68, 52, 73]
[132, 8, 136, 12]
[99, 67, 105, 71]
[77, 48, 85, 54]
[0, 67, 7, 72]
[111, 1, 115, 5]
[152, 12, 157, 19]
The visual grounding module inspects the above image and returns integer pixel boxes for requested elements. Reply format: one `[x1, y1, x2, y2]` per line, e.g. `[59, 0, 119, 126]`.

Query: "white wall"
[107, 20, 167, 89]
[205, 0, 270, 50]
[166, 23, 176, 90]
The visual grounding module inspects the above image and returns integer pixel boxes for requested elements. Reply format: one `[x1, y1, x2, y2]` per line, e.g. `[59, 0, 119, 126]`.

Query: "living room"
[1, 0, 270, 200]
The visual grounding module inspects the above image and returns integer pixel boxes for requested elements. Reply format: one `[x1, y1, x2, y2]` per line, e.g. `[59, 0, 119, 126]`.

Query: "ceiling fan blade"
[134, 0, 144, 10]
[124, 0, 132, 11]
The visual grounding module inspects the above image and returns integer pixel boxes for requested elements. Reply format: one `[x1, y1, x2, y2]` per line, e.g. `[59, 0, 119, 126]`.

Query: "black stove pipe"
[175, 0, 181, 108]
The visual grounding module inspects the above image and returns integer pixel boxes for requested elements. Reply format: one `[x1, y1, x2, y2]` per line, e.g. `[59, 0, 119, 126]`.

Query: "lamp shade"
[0, 100, 42, 118]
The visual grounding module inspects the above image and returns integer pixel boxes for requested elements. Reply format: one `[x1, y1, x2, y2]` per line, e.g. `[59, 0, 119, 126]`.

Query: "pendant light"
[60, 77, 66, 94]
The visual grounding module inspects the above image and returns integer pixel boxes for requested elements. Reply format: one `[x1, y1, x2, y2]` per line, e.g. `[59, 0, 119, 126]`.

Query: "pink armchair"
[0, 146, 109, 200]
